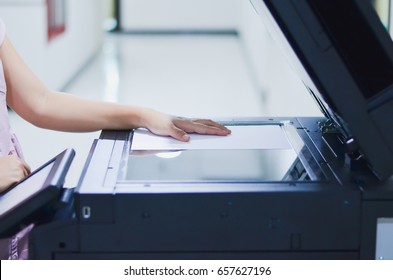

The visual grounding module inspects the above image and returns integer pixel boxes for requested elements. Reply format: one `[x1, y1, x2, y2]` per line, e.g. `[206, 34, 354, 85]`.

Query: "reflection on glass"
[124, 149, 307, 182]
[120, 123, 326, 184]
[371, 0, 391, 30]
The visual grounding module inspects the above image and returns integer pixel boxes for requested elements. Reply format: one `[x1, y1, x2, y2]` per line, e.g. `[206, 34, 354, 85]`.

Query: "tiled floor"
[9, 33, 321, 187]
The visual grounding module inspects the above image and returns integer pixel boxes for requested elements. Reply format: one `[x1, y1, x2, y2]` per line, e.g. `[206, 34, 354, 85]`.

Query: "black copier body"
[29, 0, 393, 259]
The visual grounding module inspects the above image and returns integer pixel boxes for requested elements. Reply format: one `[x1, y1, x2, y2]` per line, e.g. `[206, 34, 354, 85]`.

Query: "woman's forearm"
[32, 91, 149, 132]
[2, 36, 231, 141]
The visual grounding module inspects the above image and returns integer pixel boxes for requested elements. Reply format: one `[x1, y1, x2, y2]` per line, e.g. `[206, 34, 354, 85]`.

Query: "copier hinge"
[319, 119, 364, 161]
[318, 119, 339, 134]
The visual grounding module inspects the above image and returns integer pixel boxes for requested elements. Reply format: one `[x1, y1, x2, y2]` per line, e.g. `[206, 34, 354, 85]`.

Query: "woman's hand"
[0, 155, 31, 193]
[141, 109, 231, 142]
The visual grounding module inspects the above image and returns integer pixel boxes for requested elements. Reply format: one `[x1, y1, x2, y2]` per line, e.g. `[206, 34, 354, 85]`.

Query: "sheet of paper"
[131, 125, 291, 150]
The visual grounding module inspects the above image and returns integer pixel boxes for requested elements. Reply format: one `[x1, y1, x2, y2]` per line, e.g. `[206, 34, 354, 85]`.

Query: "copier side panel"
[74, 189, 360, 259]
[41, 118, 369, 259]
[73, 118, 362, 259]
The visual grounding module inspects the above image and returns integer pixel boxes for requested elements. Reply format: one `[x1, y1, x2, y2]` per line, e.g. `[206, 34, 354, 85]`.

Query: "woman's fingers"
[172, 118, 231, 136]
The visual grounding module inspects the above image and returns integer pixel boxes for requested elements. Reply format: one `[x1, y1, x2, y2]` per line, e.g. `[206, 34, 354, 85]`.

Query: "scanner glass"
[120, 123, 324, 184]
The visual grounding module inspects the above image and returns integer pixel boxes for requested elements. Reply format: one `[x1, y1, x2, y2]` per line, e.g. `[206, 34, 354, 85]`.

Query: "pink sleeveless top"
[0, 18, 31, 260]
[0, 18, 24, 158]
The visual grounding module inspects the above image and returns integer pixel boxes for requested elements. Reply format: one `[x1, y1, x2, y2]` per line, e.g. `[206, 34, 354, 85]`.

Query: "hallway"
[9, 32, 320, 187]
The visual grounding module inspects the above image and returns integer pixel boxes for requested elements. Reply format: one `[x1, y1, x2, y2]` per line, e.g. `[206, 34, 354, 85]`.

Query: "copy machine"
[5, 0, 393, 259]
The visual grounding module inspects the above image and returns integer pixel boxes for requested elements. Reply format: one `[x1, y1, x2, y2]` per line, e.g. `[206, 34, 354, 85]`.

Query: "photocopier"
[1, 0, 393, 260]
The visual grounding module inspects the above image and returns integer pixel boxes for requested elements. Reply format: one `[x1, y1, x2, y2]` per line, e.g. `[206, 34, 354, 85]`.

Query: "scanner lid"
[250, 0, 393, 180]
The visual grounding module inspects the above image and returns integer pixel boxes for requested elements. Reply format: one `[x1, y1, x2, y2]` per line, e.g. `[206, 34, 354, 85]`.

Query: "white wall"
[119, 0, 320, 116]
[120, 0, 238, 31]
[237, 0, 321, 116]
[0, 0, 104, 90]
[391, 2, 393, 38]
[0, 0, 321, 115]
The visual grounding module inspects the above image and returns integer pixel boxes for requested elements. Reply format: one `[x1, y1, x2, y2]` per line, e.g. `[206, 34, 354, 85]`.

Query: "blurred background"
[1, 0, 391, 187]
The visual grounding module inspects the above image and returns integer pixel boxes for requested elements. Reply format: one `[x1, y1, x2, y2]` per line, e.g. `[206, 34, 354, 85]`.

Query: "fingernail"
[182, 134, 190, 141]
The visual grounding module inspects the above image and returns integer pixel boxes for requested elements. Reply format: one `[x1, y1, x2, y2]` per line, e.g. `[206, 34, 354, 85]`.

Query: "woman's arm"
[0, 36, 230, 141]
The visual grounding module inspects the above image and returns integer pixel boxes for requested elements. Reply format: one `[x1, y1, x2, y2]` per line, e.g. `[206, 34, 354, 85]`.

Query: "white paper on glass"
[131, 125, 291, 151]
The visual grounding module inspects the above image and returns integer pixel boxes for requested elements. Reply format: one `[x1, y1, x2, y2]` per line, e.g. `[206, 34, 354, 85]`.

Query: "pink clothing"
[0, 17, 24, 158]
[0, 17, 31, 260]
